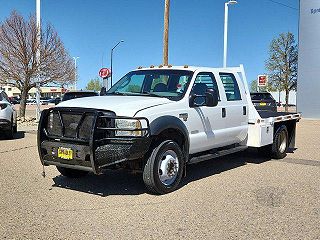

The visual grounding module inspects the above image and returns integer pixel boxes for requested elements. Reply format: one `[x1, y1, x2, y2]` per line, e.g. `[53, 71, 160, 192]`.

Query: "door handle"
[243, 106, 247, 115]
[222, 108, 226, 118]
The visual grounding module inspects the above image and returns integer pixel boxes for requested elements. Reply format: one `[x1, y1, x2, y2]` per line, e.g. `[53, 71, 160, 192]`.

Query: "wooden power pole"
[163, 0, 170, 66]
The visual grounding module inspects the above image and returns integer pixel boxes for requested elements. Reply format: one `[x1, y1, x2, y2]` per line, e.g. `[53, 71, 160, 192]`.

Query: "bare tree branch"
[0, 11, 75, 117]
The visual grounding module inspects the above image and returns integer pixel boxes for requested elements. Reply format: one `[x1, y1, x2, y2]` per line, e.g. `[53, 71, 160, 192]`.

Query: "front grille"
[45, 109, 113, 141]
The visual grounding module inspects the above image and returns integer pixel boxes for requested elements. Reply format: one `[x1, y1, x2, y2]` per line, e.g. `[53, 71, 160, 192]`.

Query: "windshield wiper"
[107, 92, 129, 96]
[141, 92, 166, 98]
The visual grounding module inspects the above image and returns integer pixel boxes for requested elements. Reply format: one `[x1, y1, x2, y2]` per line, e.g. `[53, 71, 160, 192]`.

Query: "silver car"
[0, 90, 17, 139]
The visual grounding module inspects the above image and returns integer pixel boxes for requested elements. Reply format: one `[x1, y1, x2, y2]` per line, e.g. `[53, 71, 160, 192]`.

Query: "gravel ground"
[0, 118, 319, 239]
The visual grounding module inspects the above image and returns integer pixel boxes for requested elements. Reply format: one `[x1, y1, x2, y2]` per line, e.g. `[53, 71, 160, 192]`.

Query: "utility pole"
[163, 0, 170, 66]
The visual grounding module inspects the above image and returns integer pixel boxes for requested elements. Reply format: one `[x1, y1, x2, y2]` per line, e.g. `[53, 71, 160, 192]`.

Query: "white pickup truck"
[37, 65, 301, 194]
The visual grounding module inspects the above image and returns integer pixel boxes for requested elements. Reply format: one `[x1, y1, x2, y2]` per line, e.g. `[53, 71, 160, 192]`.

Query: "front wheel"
[56, 166, 89, 178]
[143, 140, 184, 194]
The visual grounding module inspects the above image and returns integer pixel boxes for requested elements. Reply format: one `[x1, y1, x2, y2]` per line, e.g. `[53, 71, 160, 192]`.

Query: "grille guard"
[37, 107, 150, 174]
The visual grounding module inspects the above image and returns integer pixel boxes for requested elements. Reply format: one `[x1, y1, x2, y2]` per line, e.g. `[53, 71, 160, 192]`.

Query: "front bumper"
[0, 119, 11, 130]
[38, 107, 151, 174]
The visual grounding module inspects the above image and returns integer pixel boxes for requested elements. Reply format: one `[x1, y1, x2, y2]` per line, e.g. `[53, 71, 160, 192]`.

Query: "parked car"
[48, 97, 61, 105]
[8, 96, 20, 105]
[250, 92, 277, 112]
[38, 65, 301, 194]
[0, 90, 17, 139]
[61, 90, 99, 102]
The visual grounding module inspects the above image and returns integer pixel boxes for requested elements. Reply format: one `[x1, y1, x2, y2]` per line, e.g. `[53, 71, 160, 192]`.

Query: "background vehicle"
[38, 65, 300, 194]
[61, 90, 99, 102]
[0, 90, 17, 139]
[250, 92, 277, 112]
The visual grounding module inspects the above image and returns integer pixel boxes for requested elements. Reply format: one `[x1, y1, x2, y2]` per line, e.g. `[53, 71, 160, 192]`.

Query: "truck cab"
[38, 65, 300, 194]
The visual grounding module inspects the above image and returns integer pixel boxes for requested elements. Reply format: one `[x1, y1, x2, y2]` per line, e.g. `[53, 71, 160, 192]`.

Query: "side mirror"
[189, 89, 218, 108]
[54, 98, 61, 105]
[100, 87, 107, 96]
[205, 89, 219, 107]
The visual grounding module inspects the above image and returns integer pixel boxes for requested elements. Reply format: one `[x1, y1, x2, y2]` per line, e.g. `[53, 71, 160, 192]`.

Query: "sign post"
[99, 68, 111, 95]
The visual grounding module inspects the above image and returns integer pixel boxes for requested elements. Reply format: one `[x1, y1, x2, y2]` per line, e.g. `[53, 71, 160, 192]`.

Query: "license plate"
[58, 147, 73, 160]
[260, 102, 267, 106]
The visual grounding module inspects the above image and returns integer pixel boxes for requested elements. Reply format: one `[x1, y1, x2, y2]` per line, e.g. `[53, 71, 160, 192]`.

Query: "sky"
[0, 0, 299, 89]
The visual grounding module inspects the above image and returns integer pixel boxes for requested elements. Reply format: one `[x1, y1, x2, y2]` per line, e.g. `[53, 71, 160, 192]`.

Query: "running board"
[188, 146, 248, 164]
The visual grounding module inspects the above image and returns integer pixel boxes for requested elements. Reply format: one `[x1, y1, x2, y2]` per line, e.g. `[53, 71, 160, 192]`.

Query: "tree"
[86, 78, 102, 91]
[265, 32, 298, 111]
[0, 11, 74, 118]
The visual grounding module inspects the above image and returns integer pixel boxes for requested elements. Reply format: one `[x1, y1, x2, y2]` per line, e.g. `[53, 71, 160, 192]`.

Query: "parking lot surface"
[0, 119, 319, 239]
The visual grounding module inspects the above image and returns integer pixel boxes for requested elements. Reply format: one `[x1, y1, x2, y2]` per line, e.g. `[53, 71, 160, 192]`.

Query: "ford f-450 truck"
[37, 65, 301, 194]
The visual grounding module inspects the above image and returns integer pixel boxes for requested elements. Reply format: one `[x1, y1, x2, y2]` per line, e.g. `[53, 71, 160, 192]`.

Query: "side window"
[191, 72, 220, 98]
[191, 72, 220, 106]
[220, 73, 241, 101]
[2, 92, 9, 101]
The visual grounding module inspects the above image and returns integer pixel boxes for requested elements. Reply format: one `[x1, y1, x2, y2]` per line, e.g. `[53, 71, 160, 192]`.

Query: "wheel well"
[152, 128, 186, 153]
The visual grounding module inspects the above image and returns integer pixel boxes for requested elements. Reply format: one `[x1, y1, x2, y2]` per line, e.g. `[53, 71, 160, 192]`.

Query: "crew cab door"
[187, 72, 227, 154]
[218, 72, 248, 145]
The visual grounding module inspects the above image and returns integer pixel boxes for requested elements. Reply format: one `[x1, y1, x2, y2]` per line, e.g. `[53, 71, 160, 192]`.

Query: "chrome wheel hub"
[278, 131, 287, 153]
[158, 150, 179, 186]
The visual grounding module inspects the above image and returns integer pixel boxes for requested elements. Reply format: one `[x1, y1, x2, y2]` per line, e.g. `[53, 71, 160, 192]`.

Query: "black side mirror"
[205, 89, 219, 107]
[100, 87, 107, 96]
[54, 98, 61, 105]
[189, 89, 218, 108]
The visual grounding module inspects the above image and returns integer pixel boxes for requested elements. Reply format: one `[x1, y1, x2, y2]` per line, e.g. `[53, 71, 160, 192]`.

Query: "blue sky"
[0, 0, 299, 89]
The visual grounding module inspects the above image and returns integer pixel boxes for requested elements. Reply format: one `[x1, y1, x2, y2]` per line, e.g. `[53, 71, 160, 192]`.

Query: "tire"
[143, 140, 184, 195]
[56, 166, 89, 178]
[271, 125, 288, 159]
[5, 118, 14, 139]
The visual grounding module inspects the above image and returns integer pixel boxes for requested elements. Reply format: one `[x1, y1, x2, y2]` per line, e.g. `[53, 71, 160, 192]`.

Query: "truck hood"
[57, 96, 172, 116]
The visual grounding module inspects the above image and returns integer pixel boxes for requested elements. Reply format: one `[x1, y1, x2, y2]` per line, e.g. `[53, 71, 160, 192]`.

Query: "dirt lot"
[0, 115, 319, 239]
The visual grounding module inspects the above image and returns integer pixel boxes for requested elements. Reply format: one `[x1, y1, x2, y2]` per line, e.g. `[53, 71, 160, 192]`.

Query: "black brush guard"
[37, 107, 151, 174]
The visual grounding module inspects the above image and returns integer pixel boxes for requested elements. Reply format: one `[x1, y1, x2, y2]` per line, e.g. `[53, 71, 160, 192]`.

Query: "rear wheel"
[56, 166, 89, 178]
[271, 125, 288, 159]
[143, 140, 184, 194]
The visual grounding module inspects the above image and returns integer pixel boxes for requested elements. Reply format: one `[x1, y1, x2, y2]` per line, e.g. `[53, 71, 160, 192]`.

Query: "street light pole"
[110, 40, 124, 88]
[73, 56, 79, 90]
[36, 0, 41, 121]
[223, 0, 237, 68]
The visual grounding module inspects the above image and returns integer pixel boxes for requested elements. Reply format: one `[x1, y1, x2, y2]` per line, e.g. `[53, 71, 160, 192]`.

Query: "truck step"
[188, 146, 248, 164]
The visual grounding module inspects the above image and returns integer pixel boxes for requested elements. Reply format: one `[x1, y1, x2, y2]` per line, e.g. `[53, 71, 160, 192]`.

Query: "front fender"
[149, 115, 190, 160]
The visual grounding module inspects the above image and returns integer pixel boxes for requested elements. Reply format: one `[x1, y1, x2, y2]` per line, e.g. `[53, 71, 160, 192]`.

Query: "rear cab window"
[219, 73, 241, 101]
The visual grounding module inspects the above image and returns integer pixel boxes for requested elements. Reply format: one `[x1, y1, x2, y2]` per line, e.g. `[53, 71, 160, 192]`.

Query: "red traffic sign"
[258, 75, 268, 87]
[99, 68, 111, 79]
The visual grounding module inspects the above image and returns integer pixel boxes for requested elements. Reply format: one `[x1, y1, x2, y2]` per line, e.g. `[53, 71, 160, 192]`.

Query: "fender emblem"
[179, 113, 188, 121]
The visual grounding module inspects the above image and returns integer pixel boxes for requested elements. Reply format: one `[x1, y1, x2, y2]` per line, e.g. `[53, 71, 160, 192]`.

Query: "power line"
[265, 0, 298, 10]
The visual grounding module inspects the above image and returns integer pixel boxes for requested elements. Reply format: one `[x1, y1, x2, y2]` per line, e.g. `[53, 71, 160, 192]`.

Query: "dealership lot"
[0, 119, 319, 239]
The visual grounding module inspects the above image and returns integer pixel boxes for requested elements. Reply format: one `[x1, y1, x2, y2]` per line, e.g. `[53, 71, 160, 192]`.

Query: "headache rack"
[37, 107, 151, 174]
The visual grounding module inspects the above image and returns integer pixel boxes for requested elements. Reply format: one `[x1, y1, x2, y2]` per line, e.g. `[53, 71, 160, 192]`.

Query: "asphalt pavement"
[0, 119, 319, 239]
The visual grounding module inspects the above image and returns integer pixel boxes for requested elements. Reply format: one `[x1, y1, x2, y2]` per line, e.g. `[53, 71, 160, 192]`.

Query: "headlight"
[115, 119, 143, 137]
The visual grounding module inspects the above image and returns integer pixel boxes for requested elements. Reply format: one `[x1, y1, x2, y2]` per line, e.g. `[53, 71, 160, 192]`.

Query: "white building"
[298, 0, 320, 118]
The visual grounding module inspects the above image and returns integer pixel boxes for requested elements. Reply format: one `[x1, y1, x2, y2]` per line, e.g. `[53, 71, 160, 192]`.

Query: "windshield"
[107, 70, 194, 101]
[250, 93, 274, 100]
